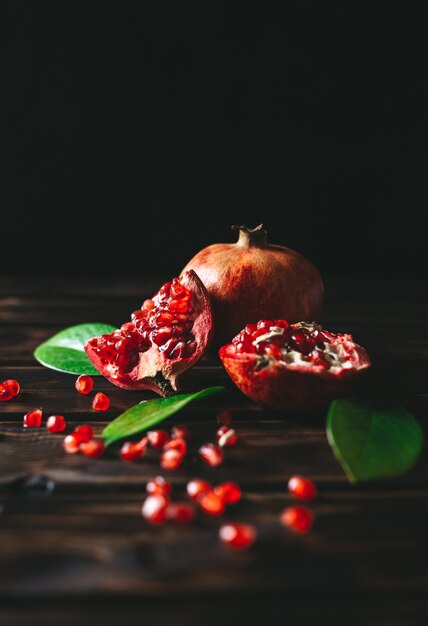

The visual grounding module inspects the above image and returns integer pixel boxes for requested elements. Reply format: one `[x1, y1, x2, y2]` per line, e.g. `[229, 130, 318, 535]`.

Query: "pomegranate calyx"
[232, 223, 268, 248]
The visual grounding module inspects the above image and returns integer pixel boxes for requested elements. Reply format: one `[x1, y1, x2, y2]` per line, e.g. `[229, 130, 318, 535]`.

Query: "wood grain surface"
[1, 276, 427, 625]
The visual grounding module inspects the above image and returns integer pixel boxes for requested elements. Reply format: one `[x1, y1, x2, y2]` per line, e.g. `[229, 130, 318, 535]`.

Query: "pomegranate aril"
[0, 383, 14, 402]
[275, 320, 289, 330]
[218, 428, 238, 448]
[186, 479, 212, 501]
[288, 476, 317, 500]
[281, 506, 313, 533]
[168, 341, 188, 359]
[159, 282, 172, 297]
[245, 323, 258, 335]
[115, 337, 135, 353]
[166, 502, 195, 523]
[92, 392, 110, 411]
[264, 344, 283, 359]
[216, 425, 238, 448]
[168, 298, 191, 313]
[141, 299, 154, 312]
[147, 430, 170, 449]
[120, 441, 146, 462]
[217, 409, 233, 426]
[121, 321, 136, 334]
[219, 523, 256, 550]
[161, 337, 179, 357]
[171, 425, 190, 440]
[155, 311, 175, 325]
[216, 425, 230, 440]
[184, 341, 197, 357]
[75, 375, 94, 395]
[80, 438, 105, 458]
[142, 494, 168, 524]
[152, 327, 174, 346]
[170, 279, 189, 298]
[72, 424, 94, 444]
[46, 415, 66, 433]
[3, 379, 20, 397]
[160, 449, 183, 470]
[146, 476, 172, 497]
[214, 481, 241, 505]
[199, 443, 223, 467]
[23, 408, 43, 428]
[63, 434, 80, 454]
[163, 437, 187, 456]
[197, 490, 225, 516]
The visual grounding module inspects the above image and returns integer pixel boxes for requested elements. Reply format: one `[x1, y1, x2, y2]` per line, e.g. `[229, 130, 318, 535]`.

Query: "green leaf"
[34, 323, 116, 375]
[326, 398, 424, 483]
[102, 386, 225, 445]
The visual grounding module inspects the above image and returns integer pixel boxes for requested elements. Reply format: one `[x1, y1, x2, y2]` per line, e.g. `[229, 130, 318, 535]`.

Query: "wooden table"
[1, 275, 427, 625]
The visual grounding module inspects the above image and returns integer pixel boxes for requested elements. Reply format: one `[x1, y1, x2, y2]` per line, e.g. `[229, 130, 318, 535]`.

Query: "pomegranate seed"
[23, 408, 42, 428]
[3, 379, 20, 397]
[147, 430, 170, 449]
[217, 409, 232, 426]
[197, 490, 225, 516]
[63, 434, 80, 454]
[92, 392, 110, 411]
[288, 476, 317, 500]
[72, 424, 94, 444]
[152, 326, 174, 346]
[163, 437, 187, 456]
[146, 476, 172, 497]
[218, 428, 238, 448]
[160, 449, 183, 470]
[186, 479, 212, 501]
[219, 523, 256, 550]
[171, 425, 190, 440]
[166, 502, 195, 523]
[141, 299, 154, 312]
[257, 319, 274, 330]
[46, 415, 66, 433]
[75, 375, 94, 395]
[0, 383, 14, 402]
[142, 494, 168, 524]
[216, 425, 230, 440]
[281, 506, 314, 533]
[80, 438, 105, 458]
[214, 481, 242, 505]
[120, 440, 146, 462]
[199, 443, 223, 467]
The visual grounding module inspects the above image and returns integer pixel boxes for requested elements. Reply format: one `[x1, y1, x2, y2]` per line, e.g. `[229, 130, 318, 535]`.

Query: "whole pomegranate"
[181, 225, 324, 347]
[85, 271, 213, 396]
[219, 320, 371, 412]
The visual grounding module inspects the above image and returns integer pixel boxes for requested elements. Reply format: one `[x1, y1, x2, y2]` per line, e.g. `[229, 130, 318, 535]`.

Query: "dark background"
[2, 2, 427, 278]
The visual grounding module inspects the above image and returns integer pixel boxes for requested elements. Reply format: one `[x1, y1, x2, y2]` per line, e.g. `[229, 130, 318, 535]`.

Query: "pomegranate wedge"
[85, 271, 213, 396]
[219, 320, 371, 411]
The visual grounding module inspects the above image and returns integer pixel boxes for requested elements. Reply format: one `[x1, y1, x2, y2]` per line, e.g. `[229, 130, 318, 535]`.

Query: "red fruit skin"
[181, 225, 324, 347]
[219, 341, 371, 412]
[84, 270, 213, 396]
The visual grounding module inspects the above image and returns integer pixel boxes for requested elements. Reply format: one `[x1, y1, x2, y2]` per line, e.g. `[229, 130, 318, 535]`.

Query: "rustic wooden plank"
[1, 275, 428, 615]
[1, 487, 428, 597]
[1, 595, 427, 626]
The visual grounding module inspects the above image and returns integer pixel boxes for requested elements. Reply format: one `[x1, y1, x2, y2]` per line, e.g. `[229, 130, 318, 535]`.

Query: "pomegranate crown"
[231, 224, 268, 248]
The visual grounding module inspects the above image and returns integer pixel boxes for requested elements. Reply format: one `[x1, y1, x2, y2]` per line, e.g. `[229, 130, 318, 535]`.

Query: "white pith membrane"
[239, 322, 368, 376]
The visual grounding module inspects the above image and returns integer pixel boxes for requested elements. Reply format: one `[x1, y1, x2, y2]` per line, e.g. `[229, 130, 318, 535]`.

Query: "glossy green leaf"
[327, 398, 424, 483]
[34, 323, 116, 375]
[103, 386, 225, 445]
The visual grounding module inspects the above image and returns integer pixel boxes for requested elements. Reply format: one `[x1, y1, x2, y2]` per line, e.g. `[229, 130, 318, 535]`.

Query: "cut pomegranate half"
[85, 271, 213, 396]
[219, 320, 371, 411]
